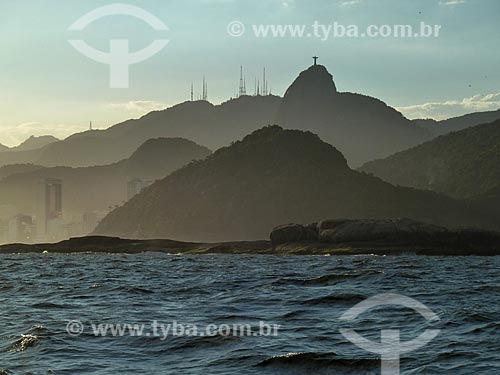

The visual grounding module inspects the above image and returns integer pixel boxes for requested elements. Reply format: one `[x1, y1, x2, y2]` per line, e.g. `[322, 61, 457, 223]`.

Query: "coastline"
[1, 235, 499, 256]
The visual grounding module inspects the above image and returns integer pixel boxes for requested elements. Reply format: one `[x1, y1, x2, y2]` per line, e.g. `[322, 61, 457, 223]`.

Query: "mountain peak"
[277, 64, 338, 127]
[217, 125, 348, 169]
[276, 64, 338, 132]
[122, 137, 212, 178]
[128, 137, 211, 165]
[15, 135, 59, 151]
[283, 64, 338, 102]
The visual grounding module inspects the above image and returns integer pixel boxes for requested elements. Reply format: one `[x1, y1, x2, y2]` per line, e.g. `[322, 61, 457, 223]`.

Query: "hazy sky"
[1, 0, 499, 146]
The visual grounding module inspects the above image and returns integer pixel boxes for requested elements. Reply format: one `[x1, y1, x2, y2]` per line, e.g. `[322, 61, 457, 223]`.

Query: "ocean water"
[0, 253, 499, 374]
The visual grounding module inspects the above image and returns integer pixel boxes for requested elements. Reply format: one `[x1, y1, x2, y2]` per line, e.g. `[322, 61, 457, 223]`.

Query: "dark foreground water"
[0, 254, 498, 374]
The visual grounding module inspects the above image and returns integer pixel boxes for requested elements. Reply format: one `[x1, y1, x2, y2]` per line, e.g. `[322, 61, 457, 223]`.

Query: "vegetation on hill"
[416, 109, 500, 136]
[360, 119, 500, 199]
[94, 126, 494, 242]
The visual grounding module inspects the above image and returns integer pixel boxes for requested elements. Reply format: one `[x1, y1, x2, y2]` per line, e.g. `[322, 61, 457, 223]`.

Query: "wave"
[5, 326, 46, 353]
[388, 272, 421, 280]
[302, 293, 366, 305]
[276, 270, 383, 286]
[300, 274, 356, 285]
[257, 352, 379, 373]
[6, 334, 39, 352]
[475, 284, 500, 292]
[31, 302, 70, 309]
[168, 333, 241, 351]
[281, 309, 309, 319]
[437, 350, 478, 360]
[111, 286, 155, 294]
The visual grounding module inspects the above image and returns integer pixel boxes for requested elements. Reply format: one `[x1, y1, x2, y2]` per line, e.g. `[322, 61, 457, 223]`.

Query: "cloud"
[200, 0, 235, 3]
[439, 0, 466, 6]
[0, 122, 88, 147]
[397, 93, 500, 120]
[106, 100, 167, 112]
[339, 0, 362, 6]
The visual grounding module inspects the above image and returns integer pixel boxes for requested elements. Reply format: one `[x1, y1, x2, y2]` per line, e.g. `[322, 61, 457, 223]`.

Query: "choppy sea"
[0, 253, 499, 374]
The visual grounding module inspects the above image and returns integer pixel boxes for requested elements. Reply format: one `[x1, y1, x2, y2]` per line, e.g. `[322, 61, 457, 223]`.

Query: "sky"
[0, 0, 499, 146]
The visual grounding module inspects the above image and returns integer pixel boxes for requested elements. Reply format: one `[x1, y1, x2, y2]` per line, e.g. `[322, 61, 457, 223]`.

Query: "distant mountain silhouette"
[0, 136, 60, 168]
[360, 119, 500, 199]
[0, 148, 46, 168]
[0, 138, 211, 217]
[0, 136, 60, 164]
[1, 64, 495, 170]
[93, 126, 493, 242]
[13, 135, 59, 151]
[466, 185, 500, 219]
[0, 64, 434, 169]
[276, 65, 432, 166]
[0, 96, 280, 168]
[0, 164, 44, 181]
[415, 109, 500, 137]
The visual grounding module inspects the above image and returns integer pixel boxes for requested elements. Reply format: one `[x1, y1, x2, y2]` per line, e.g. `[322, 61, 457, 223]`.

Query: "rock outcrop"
[270, 218, 500, 251]
[317, 218, 447, 243]
[2, 221, 499, 256]
[270, 223, 318, 246]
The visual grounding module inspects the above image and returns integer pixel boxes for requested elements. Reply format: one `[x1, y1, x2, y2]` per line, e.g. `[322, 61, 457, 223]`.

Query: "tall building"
[0, 219, 8, 245]
[8, 214, 34, 243]
[36, 178, 63, 241]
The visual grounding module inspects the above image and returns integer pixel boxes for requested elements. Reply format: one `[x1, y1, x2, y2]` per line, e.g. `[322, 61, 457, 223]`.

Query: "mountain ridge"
[0, 64, 433, 169]
[14, 135, 60, 151]
[0, 96, 280, 168]
[94, 126, 495, 242]
[1, 65, 497, 169]
[415, 109, 500, 136]
[360, 119, 500, 199]
[276, 65, 432, 166]
[0, 137, 211, 217]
